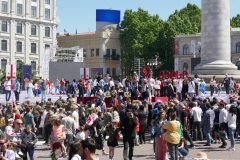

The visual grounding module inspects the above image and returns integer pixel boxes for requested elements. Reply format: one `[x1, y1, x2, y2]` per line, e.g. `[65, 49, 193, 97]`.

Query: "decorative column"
[193, 0, 240, 75]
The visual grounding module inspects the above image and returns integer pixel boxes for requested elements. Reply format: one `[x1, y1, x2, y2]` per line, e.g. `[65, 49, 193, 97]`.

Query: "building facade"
[174, 28, 240, 74]
[0, 0, 57, 76]
[57, 10, 121, 78]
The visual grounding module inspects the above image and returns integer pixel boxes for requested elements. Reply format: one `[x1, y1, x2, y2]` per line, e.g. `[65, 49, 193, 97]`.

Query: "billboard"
[96, 9, 120, 22]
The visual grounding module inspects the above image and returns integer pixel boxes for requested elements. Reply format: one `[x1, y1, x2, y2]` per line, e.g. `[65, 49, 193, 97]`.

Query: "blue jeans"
[41, 90, 46, 101]
[178, 148, 188, 157]
[203, 126, 212, 145]
[5, 90, 11, 102]
[55, 86, 60, 93]
[188, 92, 194, 98]
[28, 147, 35, 160]
[228, 127, 236, 146]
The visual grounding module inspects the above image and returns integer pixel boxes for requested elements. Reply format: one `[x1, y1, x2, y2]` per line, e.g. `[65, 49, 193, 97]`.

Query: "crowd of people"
[0, 73, 240, 160]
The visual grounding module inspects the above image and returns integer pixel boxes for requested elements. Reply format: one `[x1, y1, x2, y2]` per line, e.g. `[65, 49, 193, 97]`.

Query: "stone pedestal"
[193, 0, 240, 75]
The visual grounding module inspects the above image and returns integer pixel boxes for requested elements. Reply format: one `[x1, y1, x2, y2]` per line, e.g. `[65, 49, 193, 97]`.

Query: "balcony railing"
[104, 54, 120, 60]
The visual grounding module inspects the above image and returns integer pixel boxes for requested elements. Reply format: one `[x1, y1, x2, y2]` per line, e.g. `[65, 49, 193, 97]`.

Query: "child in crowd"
[50, 118, 67, 157]
[216, 84, 222, 96]
[107, 120, 120, 160]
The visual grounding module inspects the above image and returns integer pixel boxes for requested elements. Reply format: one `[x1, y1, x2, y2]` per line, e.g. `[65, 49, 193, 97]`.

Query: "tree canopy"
[231, 14, 240, 27]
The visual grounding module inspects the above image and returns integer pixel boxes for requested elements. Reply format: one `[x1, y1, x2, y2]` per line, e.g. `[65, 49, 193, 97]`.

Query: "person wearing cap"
[62, 111, 76, 153]
[4, 118, 15, 141]
[120, 109, 137, 160]
[43, 104, 54, 145]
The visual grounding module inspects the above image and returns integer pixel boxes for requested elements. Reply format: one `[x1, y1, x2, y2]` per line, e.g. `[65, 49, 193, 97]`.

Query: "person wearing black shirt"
[221, 74, 230, 94]
[120, 109, 137, 160]
[93, 112, 108, 155]
[180, 103, 194, 148]
[137, 106, 147, 144]
[77, 80, 85, 102]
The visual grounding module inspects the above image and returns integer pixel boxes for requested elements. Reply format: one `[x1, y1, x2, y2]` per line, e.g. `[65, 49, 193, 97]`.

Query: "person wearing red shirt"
[60, 79, 65, 94]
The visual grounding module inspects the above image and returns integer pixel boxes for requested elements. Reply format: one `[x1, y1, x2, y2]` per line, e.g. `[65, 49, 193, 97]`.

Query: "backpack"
[40, 82, 47, 90]
[234, 82, 239, 88]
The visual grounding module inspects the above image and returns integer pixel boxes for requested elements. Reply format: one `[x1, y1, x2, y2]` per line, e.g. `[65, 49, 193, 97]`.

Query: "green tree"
[231, 14, 240, 27]
[0, 62, 37, 82]
[120, 8, 162, 74]
[157, 3, 201, 70]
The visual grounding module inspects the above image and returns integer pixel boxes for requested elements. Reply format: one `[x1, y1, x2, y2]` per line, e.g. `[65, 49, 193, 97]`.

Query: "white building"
[0, 0, 57, 77]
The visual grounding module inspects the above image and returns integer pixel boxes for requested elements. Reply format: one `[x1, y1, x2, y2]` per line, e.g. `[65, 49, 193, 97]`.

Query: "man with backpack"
[40, 79, 47, 102]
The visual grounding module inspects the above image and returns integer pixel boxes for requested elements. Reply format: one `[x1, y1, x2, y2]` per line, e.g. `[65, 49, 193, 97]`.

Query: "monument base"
[192, 69, 240, 75]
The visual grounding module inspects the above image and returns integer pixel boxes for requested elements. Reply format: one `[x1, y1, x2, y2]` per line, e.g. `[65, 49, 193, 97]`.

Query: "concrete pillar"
[193, 0, 239, 75]
[39, 0, 44, 20]
[25, 0, 29, 18]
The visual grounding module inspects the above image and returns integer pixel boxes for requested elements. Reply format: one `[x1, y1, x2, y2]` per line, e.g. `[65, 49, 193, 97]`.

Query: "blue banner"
[21, 65, 32, 91]
[96, 9, 120, 22]
[94, 68, 103, 77]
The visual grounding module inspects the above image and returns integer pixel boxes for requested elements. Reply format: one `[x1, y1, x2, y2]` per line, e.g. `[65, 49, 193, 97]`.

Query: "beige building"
[57, 25, 121, 78]
[174, 28, 240, 74]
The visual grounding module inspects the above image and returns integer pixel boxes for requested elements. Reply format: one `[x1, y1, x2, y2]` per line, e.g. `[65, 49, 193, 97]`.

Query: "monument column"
[193, 0, 239, 75]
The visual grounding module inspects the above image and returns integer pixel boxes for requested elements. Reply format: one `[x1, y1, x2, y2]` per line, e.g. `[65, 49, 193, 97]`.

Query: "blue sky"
[56, 0, 240, 33]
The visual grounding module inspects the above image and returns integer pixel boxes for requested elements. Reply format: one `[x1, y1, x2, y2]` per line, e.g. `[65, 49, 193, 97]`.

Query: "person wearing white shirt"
[154, 78, 161, 96]
[176, 79, 183, 101]
[219, 103, 228, 148]
[122, 77, 126, 88]
[4, 78, 11, 102]
[190, 102, 203, 141]
[225, 105, 237, 151]
[148, 76, 155, 96]
[194, 75, 200, 96]
[109, 78, 115, 89]
[188, 78, 195, 98]
[225, 99, 234, 111]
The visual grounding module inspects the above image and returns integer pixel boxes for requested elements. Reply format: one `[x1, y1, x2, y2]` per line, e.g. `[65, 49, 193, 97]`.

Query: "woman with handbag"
[154, 111, 168, 160]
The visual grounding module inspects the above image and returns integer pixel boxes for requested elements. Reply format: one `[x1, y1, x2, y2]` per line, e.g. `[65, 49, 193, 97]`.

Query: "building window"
[1, 21, 7, 32]
[83, 49, 87, 57]
[45, 27, 50, 37]
[45, 44, 50, 49]
[183, 45, 189, 55]
[16, 60, 22, 68]
[45, 0, 50, 4]
[96, 49, 99, 56]
[32, 0, 37, 2]
[31, 25, 36, 35]
[31, 43, 36, 53]
[183, 63, 188, 71]
[106, 49, 110, 56]
[16, 23, 22, 34]
[31, 6, 36, 17]
[236, 43, 240, 53]
[2, 1, 8, 13]
[16, 42, 22, 52]
[45, 9, 50, 19]
[107, 68, 110, 74]
[91, 49, 94, 57]
[112, 49, 116, 56]
[1, 40, 7, 51]
[31, 61, 36, 70]
[112, 68, 116, 77]
[236, 61, 240, 70]
[1, 59, 7, 70]
[17, 4, 22, 15]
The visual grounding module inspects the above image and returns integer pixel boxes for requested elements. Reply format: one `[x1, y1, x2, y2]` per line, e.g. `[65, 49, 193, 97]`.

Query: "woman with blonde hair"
[0, 137, 15, 160]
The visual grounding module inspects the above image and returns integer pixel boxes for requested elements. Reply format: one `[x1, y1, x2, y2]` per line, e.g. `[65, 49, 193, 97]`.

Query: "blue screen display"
[96, 9, 120, 22]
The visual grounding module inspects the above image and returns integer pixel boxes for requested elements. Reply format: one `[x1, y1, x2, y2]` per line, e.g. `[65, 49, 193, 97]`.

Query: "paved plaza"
[34, 136, 240, 160]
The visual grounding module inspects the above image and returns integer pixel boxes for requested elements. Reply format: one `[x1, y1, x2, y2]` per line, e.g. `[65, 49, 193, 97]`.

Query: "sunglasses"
[0, 143, 4, 145]
[17, 123, 23, 125]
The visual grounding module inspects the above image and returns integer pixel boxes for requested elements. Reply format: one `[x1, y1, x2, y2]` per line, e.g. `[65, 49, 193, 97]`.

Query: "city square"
[0, 0, 240, 160]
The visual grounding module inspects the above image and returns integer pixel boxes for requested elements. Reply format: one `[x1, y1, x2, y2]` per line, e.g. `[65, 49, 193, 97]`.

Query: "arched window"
[106, 68, 110, 74]
[112, 68, 116, 77]
[236, 43, 240, 53]
[183, 63, 188, 71]
[183, 45, 188, 55]
[236, 61, 240, 70]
